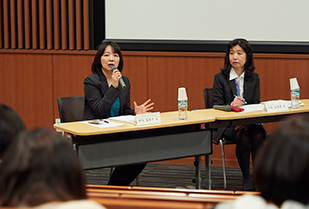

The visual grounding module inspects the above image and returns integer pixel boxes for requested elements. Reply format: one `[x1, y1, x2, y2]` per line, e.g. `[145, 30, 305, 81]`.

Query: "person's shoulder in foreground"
[215, 194, 309, 209]
[215, 194, 277, 209]
[34, 199, 106, 209]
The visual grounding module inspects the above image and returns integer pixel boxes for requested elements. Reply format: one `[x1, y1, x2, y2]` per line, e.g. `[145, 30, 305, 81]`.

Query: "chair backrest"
[57, 96, 85, 123]
[203, 88, 214, 109]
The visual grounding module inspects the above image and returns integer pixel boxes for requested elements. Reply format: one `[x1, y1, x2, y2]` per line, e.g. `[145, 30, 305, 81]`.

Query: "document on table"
[109, 115, 136, 124]
[81, 120, 124, 128]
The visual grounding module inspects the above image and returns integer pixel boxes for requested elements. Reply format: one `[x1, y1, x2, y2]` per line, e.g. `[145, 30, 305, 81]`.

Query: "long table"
[54, 99, 309, 189]
[54, 110, 216, 189]
[207, 99, 309, 129]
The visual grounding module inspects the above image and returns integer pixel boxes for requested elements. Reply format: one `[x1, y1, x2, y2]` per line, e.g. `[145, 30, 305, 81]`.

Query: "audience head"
[0, 128, 87, 207]
[222, 38, 255, 78]
[253, 114, 309, 205]
[91, 40, 123, 74]
[0, 104, 26, 158]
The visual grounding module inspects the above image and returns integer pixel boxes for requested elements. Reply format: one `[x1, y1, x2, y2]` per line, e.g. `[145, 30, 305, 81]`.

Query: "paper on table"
[109, 115, 136, 124]
[81, 120, 124, 128]
[239, 104, 264, 113]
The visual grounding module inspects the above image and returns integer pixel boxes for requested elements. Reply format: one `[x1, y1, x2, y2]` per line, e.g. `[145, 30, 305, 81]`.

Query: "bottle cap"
[178, 87, 188, 100]
[290, 78, 299, 90]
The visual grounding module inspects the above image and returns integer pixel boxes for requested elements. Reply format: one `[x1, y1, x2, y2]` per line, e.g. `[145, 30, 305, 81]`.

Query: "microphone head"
[111, 65, 126, 89]
[111, 66, 117, 72]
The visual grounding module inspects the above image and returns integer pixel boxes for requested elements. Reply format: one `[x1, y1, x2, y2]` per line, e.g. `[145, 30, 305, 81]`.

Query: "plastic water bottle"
[291, 88, 300, 109]
[290, 78, 300, 109]
[178, 87, 188, 120]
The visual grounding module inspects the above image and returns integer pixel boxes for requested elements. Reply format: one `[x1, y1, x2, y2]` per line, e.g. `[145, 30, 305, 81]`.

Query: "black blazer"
[213, 71, 261, 106]
[83, 70, 134, 120]
[212, 71, 261, 142]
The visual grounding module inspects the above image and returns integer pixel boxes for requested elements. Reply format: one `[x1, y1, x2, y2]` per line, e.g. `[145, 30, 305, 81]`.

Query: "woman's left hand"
[134, 99, 154, 114]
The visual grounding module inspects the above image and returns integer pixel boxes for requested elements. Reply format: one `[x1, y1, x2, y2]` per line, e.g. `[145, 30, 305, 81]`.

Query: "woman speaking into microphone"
[83, 40, 154, 186]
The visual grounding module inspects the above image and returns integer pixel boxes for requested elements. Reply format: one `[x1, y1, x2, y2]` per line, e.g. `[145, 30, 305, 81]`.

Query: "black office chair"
[57, 95, 85, 123]
[203, 88, 236, 190]
[57, 95, 139, 185]
[57, 95, 85, 149]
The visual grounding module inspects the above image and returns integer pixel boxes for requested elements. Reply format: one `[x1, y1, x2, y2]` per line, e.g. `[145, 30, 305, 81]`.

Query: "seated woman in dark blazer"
[83, 40, 154, 186]
[212, 38, 266, 191]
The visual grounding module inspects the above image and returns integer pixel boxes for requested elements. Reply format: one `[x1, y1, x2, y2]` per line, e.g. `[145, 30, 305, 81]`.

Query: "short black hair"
[253, 114, 309, 205]
[91, 40, 123, 74]
[0, 104, 26, 158]
[221, 38, 255, 80]
[0, 128, 87, 207]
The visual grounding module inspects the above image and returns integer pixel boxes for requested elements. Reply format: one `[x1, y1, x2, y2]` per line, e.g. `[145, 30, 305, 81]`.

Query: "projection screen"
[92, 0, 309, 53]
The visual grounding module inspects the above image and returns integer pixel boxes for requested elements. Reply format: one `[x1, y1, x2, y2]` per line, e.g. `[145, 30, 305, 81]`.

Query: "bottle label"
[291, 89, 300, 98]
[178, 100, 187, 120]
[178, 100, 187, 110]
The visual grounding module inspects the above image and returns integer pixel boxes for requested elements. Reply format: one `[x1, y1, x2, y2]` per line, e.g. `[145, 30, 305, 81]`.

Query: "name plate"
[263, 101, 289, 113]
[134, 112, 161, 125]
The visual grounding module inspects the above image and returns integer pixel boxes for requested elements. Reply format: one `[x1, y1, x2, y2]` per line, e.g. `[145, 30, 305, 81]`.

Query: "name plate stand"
[134, 112, 161, 125]
[263, 101, 289, 113]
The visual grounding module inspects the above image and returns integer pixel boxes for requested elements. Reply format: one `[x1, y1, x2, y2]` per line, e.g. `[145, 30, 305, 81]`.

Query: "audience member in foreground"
[0, 128, 106, 209]
[0, 104, 26, 159]
[215, 114, 309, 209]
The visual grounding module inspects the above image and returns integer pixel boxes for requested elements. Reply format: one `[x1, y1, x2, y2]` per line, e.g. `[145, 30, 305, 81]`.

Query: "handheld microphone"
[213, 105, 232, 111]
[111, 66, 126, 89]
